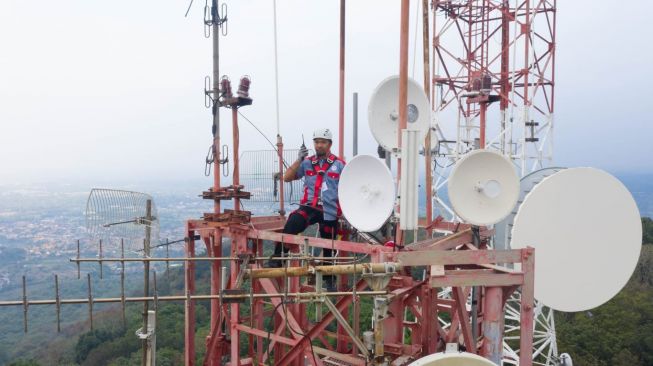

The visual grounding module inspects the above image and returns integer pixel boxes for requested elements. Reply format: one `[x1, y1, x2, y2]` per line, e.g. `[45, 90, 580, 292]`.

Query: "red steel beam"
[396, 248, 524, 266]
[480, 286, 504, 363]
[235, 323, 298, 346]
[184, 225, 196, 365]
[452, 286, 476, 354]
[203, 232, 224, 366]
[519, 247, 535, 365]
[232, 108, 241, 210]
[248, 229, 391, 255]
[429, 270, 523, 287]
[275, 280, 369, 366]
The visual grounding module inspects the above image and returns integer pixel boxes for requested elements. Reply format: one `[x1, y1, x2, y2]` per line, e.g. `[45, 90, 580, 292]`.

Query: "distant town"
[0, 176, 650, 294]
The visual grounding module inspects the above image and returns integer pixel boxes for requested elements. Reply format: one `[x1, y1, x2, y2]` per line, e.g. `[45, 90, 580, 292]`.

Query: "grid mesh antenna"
[85, 188, 160, 250]
[240, 149, 306, 204]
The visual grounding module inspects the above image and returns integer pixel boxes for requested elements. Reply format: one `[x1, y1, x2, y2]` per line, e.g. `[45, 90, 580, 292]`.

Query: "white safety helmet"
[313, 128, 333, 141]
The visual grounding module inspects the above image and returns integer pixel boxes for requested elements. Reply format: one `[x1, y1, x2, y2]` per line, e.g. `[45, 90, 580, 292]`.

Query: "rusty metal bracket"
[202, 185, 251, 201]
[221, 289, 247, 303]
[203, 209, 252, 224]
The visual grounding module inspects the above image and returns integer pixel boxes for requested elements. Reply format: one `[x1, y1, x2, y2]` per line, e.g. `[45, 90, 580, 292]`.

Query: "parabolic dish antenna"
[408, 352, 496, 366]
[511, 168, 642, 312]
[368, 75, 431, 151]
[494, 167, 565, 250]
[339, 154, 395, 232]
[447, 150, 519, 226]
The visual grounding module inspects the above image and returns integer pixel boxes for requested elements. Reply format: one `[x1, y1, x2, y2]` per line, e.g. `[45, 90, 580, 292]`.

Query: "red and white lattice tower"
[430, 0, 556, 217]
[428, 1, 558, 364]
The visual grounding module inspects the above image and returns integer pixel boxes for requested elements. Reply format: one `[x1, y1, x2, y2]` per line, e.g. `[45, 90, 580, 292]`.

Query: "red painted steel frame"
[182, 2, 540, 364]
[182, 216, 535, 365]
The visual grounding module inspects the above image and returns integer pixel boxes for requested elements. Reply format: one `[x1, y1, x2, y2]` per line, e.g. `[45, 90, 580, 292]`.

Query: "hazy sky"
[1, 0, 651, 185]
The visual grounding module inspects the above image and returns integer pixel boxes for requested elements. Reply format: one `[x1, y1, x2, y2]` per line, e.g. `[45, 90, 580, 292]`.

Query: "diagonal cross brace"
[453, 286, 476, 354]
[323, 297, 369, 358]
[258, 278, 326, 365]
[258, 278, 305, 342]
[275, 279, 369, 366]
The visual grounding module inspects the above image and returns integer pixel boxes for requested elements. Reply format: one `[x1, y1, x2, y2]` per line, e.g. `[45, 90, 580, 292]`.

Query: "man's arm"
[283, 144, 309, 182]
[283, 159, 302, 182]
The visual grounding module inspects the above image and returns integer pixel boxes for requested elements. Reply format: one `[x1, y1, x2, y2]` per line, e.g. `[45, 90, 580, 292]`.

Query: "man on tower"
[267, 129, 346, 287]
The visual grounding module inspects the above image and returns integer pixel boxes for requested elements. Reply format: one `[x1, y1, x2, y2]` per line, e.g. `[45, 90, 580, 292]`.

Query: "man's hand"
[298, 144, 309, 161]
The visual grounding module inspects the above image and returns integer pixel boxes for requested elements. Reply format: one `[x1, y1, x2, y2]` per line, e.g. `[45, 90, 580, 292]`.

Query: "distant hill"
[555, 244, 653, 366]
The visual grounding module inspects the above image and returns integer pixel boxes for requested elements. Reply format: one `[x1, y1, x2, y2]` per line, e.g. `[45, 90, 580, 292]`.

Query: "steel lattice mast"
[428, 1, 558, 364]
[429, 0, 556, 192]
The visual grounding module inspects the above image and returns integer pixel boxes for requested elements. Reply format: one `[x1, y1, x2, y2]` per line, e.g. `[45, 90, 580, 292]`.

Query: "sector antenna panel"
[339, 154, 395, 232]
[368, 75, 431, 151]
[511, 167, 642, 312]
[447, 150, 519, 226]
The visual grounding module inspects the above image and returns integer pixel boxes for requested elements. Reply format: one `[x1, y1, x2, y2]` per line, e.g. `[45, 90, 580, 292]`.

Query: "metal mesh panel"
[240, 149, 306, 203]
[85, 188, 159, 250]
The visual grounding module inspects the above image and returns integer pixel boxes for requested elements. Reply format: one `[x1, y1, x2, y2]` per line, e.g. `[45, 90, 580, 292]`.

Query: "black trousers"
[273, 206, 338, 258]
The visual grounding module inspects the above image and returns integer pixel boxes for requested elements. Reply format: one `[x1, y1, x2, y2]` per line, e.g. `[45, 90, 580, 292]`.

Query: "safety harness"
[300, 154, 338, 207]
[295, 153, 346, 238]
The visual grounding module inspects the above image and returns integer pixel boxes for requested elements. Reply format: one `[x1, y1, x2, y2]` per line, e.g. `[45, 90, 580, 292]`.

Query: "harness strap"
[291, 209, 309, 221]
[321, 223, 346, 236]
[309, 154, 338, 207]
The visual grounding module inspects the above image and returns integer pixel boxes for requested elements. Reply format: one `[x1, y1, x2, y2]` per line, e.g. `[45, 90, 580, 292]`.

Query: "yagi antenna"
[339, 155, 395, 232]
[447, 150, 519, 226]
[368, 75, 431, 152]
[511, 168, 642, 312]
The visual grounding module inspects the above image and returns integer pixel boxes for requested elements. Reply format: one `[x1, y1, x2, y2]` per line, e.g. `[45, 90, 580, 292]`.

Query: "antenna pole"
[272, 0, 281, 136]
[141, 199, 153, 366]
[396, 0, 410, 245]
[338, 0, 346, 158]
[209, 8, 224, 361]
[232, 108, 241, 211]
[422, 0, 432, 237]
[212, 0, 222, 215]
[277, 135, 285, 215]
[480, 102, 487, 149]
[272, 0, 286, 218]
[352, 92, 358, 157]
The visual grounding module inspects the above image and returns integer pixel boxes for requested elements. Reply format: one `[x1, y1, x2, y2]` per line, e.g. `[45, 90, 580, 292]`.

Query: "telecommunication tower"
[1, 2, 644, 366]
[425, 1, 558, 364]
[429, 0, 557, 220]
